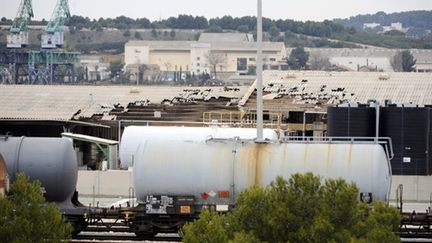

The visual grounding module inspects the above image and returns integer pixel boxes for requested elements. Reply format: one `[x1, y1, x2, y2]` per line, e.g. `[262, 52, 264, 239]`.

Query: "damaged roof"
[0, 85, 247, 121]
[241, 71, 432, 108]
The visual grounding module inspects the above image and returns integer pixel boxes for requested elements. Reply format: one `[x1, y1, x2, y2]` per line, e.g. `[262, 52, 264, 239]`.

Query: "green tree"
[0, 173, 72, 242]
[401, 50, 417, 72]
[287, 46, 309, 70]
[269, 25, 281, 40]
[237, 25, 249, 33]
[151, 28, 158, 38]
[182, 173, 400, 243]
[123, 30, 131, 37]
[134, 31, 142, 39]
[170, 30, 176, 39]
[109, 61, 125, 79]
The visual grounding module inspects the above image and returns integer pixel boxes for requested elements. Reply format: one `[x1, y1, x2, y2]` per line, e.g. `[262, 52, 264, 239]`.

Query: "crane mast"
[7, 0, 34, 49]
[41, 0, 70, 49]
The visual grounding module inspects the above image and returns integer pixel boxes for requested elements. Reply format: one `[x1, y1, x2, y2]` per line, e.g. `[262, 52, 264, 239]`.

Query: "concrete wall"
[77, 171, 432, 202]
[390, 176, 432, 202]
[77, 170, 133, 197]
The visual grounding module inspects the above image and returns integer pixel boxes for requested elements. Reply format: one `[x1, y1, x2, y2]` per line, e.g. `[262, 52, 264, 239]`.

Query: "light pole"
[256, 0, 264, 141]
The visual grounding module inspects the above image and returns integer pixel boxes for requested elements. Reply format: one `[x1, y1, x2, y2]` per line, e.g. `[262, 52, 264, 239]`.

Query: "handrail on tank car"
[205, 136, 394, 163]
[280, 136, 394, 162]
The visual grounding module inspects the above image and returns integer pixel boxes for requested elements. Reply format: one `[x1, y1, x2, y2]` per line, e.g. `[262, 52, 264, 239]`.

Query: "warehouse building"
[1, 71, 432, 171]
[124, 33, 286, 80]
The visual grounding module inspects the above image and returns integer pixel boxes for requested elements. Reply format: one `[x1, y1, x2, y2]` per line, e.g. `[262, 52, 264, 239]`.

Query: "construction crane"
[41, 0, 70, 49]
[7, 0, 34, 49]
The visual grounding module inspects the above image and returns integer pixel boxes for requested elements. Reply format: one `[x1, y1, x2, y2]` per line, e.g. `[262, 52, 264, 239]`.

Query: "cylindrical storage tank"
[119, 126, 278, 168]
[133, 139, 391, 203]
[380, 106, 430, 175]
[327, 106, 376, 137]
[0, 137, 77, 202]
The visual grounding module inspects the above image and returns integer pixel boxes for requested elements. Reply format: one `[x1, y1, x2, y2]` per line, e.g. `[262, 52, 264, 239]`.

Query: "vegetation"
[334, 10, 432, 38]
[182, 173, 400, 243]
[391, 50, 417, 72]
[287, 46, 309, 70]
[0, 173, 72, 242]
[1, 11, 430, 51]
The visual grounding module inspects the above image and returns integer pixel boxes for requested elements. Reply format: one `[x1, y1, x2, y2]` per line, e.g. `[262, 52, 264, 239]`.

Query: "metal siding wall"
[327, 107, 375, 137]
[328, 106, 432, 176]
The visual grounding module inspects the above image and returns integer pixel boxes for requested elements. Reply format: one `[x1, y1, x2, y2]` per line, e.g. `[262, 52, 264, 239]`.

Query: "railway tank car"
[0, 135, 87, 232]
[119, 126, 278, 168]
[122, 126, 393, 236]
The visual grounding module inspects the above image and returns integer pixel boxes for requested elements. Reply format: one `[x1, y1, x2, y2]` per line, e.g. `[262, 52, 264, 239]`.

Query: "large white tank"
[131, 133, 392, 203]
[119, 126, 278, 168]
[0, 137, 77, 202]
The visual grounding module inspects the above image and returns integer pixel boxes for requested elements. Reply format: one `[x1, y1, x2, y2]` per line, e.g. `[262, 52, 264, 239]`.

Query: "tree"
[109, 61, 124, 79]
[151, 28, 158, 38]
[287, 46, 309, 70]
[170, 30, 176, 39]
[0, 173, 72, 242]
[401, 50, 416, 72]
[391, 51, 403, 72]
[123, 30, 131, 37]
[134, 31, 142, 39]
[309, 52, 331, 70]
[237, 25, 249, 33]
[269, 25, 281, 40]
[205, 51, 226, 79]
[182, 173, 400, 243]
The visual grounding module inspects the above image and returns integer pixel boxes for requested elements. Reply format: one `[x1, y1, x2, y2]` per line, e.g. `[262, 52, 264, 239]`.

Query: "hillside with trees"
[1, 11, 431, 53]
[334, 11, 432, 38]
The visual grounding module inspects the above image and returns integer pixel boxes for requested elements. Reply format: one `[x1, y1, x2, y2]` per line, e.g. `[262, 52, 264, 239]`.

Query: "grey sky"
[1, 0, 431, 21]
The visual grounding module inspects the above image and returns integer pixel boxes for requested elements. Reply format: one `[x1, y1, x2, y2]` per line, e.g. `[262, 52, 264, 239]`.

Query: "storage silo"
[327, 105, 376, 137]
[380, 106, 430, 175]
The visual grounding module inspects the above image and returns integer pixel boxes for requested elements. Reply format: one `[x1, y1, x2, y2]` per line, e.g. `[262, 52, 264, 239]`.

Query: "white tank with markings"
[128, 127, 392, 203]
[0, 136, 77, 202]
[119, 126, 278, 168]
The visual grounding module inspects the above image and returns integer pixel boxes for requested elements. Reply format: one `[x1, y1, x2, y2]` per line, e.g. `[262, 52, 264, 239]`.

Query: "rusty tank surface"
[126, 127, 392, 207]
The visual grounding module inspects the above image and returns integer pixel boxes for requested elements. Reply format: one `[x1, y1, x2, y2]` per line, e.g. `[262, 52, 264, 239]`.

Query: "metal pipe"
[230, 137, 239, 204]
[256, 0, 264, 141]
[375, 101, 380, 142]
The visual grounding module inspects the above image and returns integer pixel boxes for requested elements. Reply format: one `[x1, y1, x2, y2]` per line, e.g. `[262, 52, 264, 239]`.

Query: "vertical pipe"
[302, 111, 306, 138]
[256, 0, 263, 140]
[375, 101, 380, 142]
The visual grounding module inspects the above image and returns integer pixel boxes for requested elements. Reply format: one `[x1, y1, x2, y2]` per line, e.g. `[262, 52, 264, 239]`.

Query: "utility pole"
[256, 0, 264, 141]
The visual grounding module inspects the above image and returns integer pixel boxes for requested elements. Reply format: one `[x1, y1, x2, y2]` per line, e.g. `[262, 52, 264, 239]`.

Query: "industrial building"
[124, 33, 286, 80]
[1, 70, 432, 199]
[301, 48, 432, 72]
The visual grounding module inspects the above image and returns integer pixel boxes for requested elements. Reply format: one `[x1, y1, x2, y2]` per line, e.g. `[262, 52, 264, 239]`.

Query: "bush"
[0, 173, 72, 242]
[182, 173, 400, 243]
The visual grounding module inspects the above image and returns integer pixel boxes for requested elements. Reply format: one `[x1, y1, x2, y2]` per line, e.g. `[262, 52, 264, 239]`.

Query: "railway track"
[72, 233, 181, 242]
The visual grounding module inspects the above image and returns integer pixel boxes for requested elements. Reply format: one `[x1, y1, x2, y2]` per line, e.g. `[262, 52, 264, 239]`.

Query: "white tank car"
[119, 126, 278, 168]
[0, 136, 77, 203]
[125, 128, 392, 205]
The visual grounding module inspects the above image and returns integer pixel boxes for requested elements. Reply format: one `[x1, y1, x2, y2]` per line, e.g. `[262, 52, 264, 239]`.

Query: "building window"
[269, 58, 276, 62]
[186, 65, 189, 71]
[197, 63, 200, 67]
[197, 57, 200, 61]
[197, 69, 200, 73]
[249, 58, 256, 61]
[237, 58, 247, 71]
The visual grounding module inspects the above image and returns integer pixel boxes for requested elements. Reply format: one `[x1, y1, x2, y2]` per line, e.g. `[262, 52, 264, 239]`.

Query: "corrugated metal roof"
[243, 71, 432, 107]
[0, 85, 247, 121]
